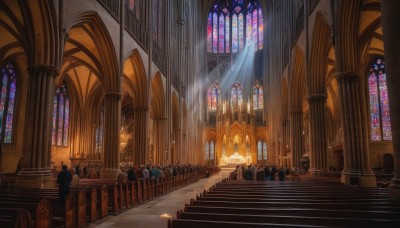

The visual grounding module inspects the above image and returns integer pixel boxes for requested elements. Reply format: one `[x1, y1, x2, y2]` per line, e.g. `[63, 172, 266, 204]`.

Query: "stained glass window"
[212, 12, 218, 53]
[232, 14, 238, 53]
[257, 140, 267, 161]
[205, 141, 210, 159]
[231, 83, 242, 109]
[368, 58, 392, 141]
[253, 81, 263, 110]
[210, 140, 215, 160]
[207, 0, 263, 53]
[208, 83, 219, 111]
[207, 13, 212, 52]
[219, 15, 225, 53]
[96, 108, 104, 154]
[225, 15, 230, 53]
[0, 63, 17, 143]
[52, 83, 70, 146]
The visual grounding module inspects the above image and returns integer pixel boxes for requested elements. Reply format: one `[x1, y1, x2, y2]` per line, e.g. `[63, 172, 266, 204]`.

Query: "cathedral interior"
[0, 0, 400, 227]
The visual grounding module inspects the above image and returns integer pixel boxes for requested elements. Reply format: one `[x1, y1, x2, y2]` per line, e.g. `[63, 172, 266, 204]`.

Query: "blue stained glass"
[52, 94, 57, 145]
[0, 63, 17, 143]
[63, 99, 69, 146]
[57, 93, 64, 146]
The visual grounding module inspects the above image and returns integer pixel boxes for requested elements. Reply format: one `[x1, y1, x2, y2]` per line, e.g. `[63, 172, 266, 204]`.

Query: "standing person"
[244, 165, 253, 180]
[57, 165, 72, 206]
[127, 166, 137, 182]
[264, 165, 271, 181]
[83, 165, 87, 178]
[236, 165, 243, 180]
[271, 166, 276, 181]
[71, 168, 79, 185]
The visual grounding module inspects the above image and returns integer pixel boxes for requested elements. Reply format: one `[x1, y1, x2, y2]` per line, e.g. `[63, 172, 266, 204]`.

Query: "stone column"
[337, 73, 376, 187]
[134, 107, 148, 165]
[290, 111, 304, 169]
[16, 65, 58, 188]
[381, 0, 400, 199]
[101, 93, 121, 179]
[307, 94, 327, 175]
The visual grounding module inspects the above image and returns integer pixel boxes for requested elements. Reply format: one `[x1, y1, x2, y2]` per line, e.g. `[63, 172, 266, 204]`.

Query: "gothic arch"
[124, 49, 148, 107]
[64, 11, 119, 93]
[151, 72, 165, 118]
[0, 0, 59, 65]
[290, 47, 307, 111]
[309, 13, 332, 94]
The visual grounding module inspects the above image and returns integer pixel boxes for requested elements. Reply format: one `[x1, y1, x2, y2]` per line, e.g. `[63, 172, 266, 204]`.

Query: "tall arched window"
[257, 140, 267, 161]
[0, 63, 17, 143]
[253, 81, 263, 110]
[208, 83, 219, 111]
[127, 0, 140, 20]
[152, 0, 163, 47]
[52, 83, 70, 146]
[231, 83, 242, 109]
[207, 0, 264, 54]
[205, 140, 215, 160]
[95, 107, 104, 154]
[368, 58, 392, 141]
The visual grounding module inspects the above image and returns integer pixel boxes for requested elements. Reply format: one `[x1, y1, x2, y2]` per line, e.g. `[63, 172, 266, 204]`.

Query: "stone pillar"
[337, 73, 376, 187]
[16, 65, 58, 188]
[290, 111, 304, 169]
[381, 0, 400, 199]
[307, 94, 327, 175]
[101, 93, 121, 179]
[134, 107, 148, 165]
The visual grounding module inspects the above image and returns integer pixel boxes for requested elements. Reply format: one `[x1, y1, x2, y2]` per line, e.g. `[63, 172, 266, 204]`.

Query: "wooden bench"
[0, 208, 33, 228]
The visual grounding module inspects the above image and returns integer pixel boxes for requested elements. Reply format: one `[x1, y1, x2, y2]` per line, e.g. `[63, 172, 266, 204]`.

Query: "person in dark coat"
[244, 166, 253, 180]
[271, 166, 276, 181]
[57, 165, 72, 206]
[278, 168, 285, 181]
[264, 166, 271, 181]
[127, 166, 137, 181]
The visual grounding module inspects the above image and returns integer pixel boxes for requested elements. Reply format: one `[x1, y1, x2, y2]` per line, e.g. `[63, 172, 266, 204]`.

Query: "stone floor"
[86, 168, 232, 228]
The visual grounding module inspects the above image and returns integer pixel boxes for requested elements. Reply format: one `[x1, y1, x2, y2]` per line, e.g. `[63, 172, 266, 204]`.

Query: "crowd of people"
[235, 164, 297, 181]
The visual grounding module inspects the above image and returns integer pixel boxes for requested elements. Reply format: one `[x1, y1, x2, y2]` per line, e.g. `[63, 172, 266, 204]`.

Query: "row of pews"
[0, 166, 220, 228]
[169, 175, 400, 228]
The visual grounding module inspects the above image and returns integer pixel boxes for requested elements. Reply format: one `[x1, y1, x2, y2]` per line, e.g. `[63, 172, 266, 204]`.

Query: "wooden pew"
[0, 208, 33, 228]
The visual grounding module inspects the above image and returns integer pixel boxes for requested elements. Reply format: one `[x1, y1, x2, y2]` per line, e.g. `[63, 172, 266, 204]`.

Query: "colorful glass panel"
[205, 142, 210, 159]
[219, 15, 225, 53]
[378, 68, 392, 140]
[232, 14, 238, 53]
[225, 16, 230, 53]
[57, 93, 64, 146]
[258, 8, 263, 49]
[0, 73, 7, 139]
[212, 12, 218, 53]
[369, 74, 381, 140]
[4, 81, 15, 143]
[63, 99, 69, 146]
[368, 58, 393, 141]
[246, 13, 252, 45]
[257, 141, 262, 160]
[258, 86, 263, 109]
[238, 13, 244, 51]
[252, 9, 258, 47]
[129, 0, 134, 11]
[207, 13, 212, 52]
[52, 93, 57, 145]
[0, 63, 17, 143]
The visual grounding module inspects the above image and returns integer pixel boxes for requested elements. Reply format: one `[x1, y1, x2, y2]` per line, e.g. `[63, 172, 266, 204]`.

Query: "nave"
[87, 169, 232, 228]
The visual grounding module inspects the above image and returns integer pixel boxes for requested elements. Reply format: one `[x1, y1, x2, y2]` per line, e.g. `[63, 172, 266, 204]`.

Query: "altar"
[219, 152, 252, 166]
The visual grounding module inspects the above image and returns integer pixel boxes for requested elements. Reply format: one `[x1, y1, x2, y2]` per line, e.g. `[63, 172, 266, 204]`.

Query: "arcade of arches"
[0, 0, 400, 200]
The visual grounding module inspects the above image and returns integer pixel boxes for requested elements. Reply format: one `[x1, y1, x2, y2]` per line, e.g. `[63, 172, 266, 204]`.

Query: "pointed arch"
[151, 72, 165, 118]
[64, 11, 119, 92]
[124, 49, 148, 107]
[309, 13, 331, 94]
[290, 47, 307, 111]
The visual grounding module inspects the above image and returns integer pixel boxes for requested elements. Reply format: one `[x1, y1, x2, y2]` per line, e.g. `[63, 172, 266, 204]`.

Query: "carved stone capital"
[105, 92, 122, 100]
[27, 64, 59, 77]
[307, 94, 327, 102]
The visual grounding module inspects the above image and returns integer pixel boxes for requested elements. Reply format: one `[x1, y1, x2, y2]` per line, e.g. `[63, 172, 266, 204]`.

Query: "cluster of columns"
[15, 65, 58, 188]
